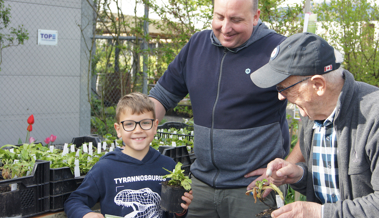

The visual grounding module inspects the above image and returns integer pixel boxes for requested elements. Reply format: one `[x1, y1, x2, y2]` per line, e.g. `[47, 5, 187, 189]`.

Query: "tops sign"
[38, 29, 58, 46]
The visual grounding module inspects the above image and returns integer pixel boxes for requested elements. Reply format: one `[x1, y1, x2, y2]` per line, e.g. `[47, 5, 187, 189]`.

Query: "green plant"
[314, 0, 379, 86]
[259, 0, 304, 37]
[162, 162, 192, 191]
[0, 141, 108, 179]
[246, 179, 284, 204]
[285, 186, 306, 204]
[0, 0, 29, 69]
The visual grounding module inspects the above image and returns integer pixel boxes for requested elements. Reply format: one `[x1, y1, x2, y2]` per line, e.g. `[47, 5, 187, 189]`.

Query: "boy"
[64, 92, 193, 218]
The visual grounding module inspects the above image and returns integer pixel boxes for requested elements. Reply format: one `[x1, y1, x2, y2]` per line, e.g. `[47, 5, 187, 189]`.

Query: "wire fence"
[1, 0, 93, 145]
[0, 0, 163, 146]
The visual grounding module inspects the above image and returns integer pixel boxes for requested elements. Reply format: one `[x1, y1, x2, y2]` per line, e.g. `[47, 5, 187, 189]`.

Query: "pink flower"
[44, 137, 51, 145]
[49, 134, 57, 143]
[29, 137, 35, 144]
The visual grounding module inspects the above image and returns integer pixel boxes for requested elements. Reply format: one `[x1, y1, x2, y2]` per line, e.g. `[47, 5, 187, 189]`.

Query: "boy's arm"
[64, 173, 101, 218]
[83, 212, 105, 218]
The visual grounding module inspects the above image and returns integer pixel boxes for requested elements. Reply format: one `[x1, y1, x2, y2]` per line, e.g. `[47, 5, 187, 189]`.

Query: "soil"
[256, 208, 276, 218]
[0, 185, 11, 194]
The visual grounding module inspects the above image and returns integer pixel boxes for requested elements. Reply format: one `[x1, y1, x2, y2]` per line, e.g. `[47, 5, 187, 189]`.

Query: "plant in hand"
[163, 162, 191, 191]
[245, 179, 284, 217]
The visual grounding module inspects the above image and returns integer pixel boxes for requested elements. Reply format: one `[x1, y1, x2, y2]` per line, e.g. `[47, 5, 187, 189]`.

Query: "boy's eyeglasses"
[120, 119, 155, 132]
[276, 77, 311, 96]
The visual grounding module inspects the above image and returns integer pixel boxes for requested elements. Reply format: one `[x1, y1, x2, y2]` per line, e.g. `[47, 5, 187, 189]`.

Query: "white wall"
[0, 0, 93, 145]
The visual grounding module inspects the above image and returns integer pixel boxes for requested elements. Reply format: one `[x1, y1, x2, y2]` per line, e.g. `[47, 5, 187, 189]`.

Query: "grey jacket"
[292, 70, 379, 217]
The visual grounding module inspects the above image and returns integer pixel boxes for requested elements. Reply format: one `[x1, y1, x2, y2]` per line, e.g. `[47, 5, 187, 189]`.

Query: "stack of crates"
[157, 122, 195, 175]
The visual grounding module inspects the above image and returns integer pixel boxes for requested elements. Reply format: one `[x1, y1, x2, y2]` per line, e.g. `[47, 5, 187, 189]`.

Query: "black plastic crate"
[71, 135, 102, 147]
[50, 192, 71, 212]
[162, 146, 191, 175]
[48, 166, 87, 211]
[157, 122, 194, 141]
[0, 160, 50, 217]
[50, 167, 74, 182]
[158, 122, 191, 130]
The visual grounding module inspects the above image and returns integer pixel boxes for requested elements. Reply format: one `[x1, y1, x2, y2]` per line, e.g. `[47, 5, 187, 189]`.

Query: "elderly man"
[149, 0, 295, 217]
[250, 32, 379, 218]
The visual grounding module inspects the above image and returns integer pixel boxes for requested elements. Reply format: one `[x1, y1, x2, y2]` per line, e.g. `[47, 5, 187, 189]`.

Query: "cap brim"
[250, 64, 290, 88]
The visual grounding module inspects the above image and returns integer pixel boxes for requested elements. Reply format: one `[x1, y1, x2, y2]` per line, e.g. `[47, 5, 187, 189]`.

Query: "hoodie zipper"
[211, 48, 228, 187]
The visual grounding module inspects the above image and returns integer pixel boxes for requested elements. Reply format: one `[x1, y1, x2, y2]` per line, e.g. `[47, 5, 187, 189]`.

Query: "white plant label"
[10, 148, 14, 153]
[74, 159, 80, 177]
[71, 144, 75, 153]
[62, 143, 69, 155]
[191, 131, 194, 135]
[50, 145, 54, 153]
[172, 142, 176, 147]
[179, 136, 182, 140]
[276, 195, 284, 208]
[11, 176, 17, 191]
[103, 142, 107, 150]
[75, 149, 80, 157]
[97, 143, 101, 154]
[109, 147, 114, 152]
[89, 143, 93, 156]
[83, 144, 88, 153]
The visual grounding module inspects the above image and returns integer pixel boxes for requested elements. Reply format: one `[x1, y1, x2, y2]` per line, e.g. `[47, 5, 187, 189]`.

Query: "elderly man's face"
[212, 0, 260, 49]
[277, 76, 317, 120]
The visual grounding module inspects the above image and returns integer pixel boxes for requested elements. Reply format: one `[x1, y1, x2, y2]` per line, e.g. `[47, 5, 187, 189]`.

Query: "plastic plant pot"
[160, 181, 186, 213]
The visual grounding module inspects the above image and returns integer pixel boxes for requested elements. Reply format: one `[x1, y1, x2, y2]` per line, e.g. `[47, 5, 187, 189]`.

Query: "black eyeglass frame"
[276, 77, 311, 95]
[120, 119, 155, 132]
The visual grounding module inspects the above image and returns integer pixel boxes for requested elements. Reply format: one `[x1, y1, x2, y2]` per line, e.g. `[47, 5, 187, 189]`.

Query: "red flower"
[50, 134, 57, 143]
[27, 114, 34, 125]
[27, 124, 33, 132]
[44, 137, 51, 145]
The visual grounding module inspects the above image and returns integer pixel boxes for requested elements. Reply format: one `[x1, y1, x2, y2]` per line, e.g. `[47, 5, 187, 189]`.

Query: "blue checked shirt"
[312, 109, 340, 204]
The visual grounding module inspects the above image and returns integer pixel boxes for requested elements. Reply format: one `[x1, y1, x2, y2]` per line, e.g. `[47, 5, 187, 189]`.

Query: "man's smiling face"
[212, 0, 259, 48]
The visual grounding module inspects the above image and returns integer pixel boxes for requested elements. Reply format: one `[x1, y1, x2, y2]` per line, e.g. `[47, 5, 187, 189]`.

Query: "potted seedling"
[160, 162, 192, 213]
[246, 179, 284, 218]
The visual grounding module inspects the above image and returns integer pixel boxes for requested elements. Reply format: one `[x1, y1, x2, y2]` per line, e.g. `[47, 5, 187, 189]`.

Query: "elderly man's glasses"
[276, 77, 311, 95]
[120, 119, 155, 131]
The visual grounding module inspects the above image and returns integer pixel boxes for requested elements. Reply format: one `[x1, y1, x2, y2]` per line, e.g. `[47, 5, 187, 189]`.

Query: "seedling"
[246, 179, 284, 204]
[162, 162, 192, 191]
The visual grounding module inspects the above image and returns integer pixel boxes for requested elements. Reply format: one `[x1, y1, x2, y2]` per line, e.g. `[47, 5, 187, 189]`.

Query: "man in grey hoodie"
[149, 0, 301, 217]
[251, 32, 379, 218]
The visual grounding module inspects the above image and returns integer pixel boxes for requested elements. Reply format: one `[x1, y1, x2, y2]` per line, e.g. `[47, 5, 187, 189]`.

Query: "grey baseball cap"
[250, 32, 340, 88]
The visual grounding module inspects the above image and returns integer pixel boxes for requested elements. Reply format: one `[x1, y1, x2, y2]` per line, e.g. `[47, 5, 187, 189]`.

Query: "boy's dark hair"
[115, 92, 156, 123]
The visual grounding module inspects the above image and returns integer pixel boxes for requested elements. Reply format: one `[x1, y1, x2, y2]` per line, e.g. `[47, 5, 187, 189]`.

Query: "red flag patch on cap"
[324, 64, 333, 72]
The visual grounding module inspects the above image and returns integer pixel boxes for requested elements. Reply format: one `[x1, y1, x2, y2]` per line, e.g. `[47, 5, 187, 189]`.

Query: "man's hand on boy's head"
[83, 212, 105, 218]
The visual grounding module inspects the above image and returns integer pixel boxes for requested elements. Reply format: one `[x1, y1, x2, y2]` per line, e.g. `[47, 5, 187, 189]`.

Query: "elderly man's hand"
[266, 158, 304, 185]
[271, 201, 322, 218]
[244, 167, 285, 198]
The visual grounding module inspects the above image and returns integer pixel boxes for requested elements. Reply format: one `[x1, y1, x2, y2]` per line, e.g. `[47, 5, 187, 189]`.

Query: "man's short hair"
[115, 92, 156, 123]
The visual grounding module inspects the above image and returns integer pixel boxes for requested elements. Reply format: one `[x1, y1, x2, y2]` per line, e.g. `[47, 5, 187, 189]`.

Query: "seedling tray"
[0, 160, 50, 218]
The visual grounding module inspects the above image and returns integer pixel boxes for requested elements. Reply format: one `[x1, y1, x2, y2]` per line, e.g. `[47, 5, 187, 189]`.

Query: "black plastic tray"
[162, 146, 192, 175]
[0, 160, 50, 217]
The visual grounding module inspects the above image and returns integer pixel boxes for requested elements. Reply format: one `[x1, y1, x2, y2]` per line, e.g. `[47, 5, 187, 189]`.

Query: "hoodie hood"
[210, 19, 276, 53]
[100, 146, 161, 165]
